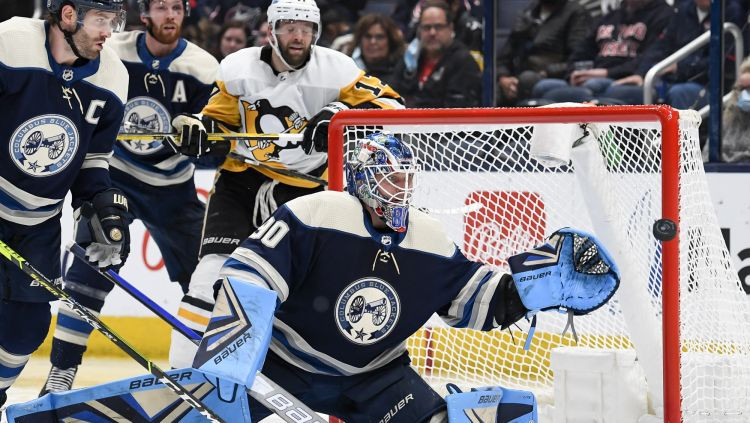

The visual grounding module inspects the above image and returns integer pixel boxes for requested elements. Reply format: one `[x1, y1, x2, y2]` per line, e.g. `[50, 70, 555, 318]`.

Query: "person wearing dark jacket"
[392, 0, 482, 108]
[531, 0, 674, 104]
[614, 0, 745, 109]
[349, 13, 406, 87]
[496, 0, 591, 105]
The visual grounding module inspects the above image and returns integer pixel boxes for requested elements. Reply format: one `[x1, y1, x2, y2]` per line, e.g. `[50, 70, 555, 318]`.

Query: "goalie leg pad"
[508, 228, 620, 315]
[445, 383, 537, 423]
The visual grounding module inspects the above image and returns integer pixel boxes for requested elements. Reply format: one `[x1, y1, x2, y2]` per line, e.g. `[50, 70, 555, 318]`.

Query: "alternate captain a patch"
[336, 277, 400, 345]
[10, 114, 79, 177]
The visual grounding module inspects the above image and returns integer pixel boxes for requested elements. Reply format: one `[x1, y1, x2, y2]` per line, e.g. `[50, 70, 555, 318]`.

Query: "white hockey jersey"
[203, 45, 404, 188]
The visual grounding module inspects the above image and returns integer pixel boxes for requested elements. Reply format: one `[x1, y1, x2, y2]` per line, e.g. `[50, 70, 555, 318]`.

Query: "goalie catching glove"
[75, 189, 130, 269]
[301, 102, 349, 154]
[508, 228, 620, 347]
[164, 114, 230, 159]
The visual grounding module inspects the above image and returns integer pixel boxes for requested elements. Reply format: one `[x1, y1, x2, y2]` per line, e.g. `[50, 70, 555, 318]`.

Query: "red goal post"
[326, 106, 749, 423]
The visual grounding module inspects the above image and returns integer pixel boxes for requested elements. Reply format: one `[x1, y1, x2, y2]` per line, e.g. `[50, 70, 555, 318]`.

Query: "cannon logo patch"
[10, 114, 79, 176]
[336, 277, 400, 345]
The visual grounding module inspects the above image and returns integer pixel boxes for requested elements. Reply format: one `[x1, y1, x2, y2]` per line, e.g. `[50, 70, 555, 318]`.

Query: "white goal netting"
[328, 106, 750, 422]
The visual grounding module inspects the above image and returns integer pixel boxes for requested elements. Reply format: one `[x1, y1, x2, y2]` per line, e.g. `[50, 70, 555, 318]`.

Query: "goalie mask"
[346, 133, 419, 233]
[267, 0, 320, 70]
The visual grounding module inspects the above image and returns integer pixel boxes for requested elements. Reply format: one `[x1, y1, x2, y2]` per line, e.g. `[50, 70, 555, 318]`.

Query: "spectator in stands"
[216, 20, 251, 60]
[252, 13, 270, 46]
[347, 14, 406, 86]
[318, 5, 354, 48]
[722, 57, 750, 162]
[614, 0, 744, 109]
[530, 0, 674, 104]
[404, 0, 483, 52]
[496, 0, 591, 106]
[392, 0, 482, 107]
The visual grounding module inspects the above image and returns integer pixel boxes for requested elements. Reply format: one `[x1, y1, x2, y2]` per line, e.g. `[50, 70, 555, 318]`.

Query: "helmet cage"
[346, 134, 419, 233]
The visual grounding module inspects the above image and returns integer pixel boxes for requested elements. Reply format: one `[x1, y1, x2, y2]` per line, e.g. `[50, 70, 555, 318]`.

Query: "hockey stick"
[116, 132, 304, 144]
[67, 242, 326, 423]
[0, 240, 226, 423]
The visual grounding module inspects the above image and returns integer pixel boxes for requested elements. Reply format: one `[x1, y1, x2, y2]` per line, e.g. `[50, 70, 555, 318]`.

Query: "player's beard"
[279, 39, 311, 68]
[146, 19, 182, 45]
[71, 29, 105, 60]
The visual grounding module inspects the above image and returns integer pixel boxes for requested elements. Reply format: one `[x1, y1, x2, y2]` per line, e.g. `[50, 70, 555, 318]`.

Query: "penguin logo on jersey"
[336, 277, 400, 345]
[119, 96, 171, 155]
[240, 99, 305, 162]
[9, 114, 79, 177]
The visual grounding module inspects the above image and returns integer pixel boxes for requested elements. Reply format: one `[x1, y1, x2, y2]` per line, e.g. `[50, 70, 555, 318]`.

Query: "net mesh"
[332, 108, 750, 421]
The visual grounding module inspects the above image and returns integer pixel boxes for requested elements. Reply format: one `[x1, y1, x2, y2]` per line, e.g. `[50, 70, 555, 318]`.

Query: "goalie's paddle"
[0, 239, 226, 423]
[67, 242, 326, 423]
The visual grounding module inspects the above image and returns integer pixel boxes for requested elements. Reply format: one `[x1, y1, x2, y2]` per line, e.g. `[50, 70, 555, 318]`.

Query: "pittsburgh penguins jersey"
[0, 17, 128, 226]
[106, 31, 218, 186]
[203, 45, 404, 188]
[220, 191, 504, 376]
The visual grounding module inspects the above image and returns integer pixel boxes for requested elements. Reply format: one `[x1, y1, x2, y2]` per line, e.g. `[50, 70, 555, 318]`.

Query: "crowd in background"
[3, 0, 750, 159]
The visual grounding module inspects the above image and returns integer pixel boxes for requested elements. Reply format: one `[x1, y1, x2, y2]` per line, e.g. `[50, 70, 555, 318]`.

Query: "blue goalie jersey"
[0, 17, 128, 225]
[220, 191, 506, 376]
[106, 31, 218, 186]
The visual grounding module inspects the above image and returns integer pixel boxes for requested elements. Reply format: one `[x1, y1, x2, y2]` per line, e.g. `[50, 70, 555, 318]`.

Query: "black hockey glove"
[75, 188, 130, 269]
[301, 102, 349, 154]
[165, 114, 230, 159]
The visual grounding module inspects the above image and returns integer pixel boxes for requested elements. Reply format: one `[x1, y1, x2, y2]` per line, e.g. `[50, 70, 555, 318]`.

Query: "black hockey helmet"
[47, 0, 126, 32]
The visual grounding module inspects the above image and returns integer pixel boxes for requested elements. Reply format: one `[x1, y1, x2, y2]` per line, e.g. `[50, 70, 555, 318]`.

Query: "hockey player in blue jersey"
[0, 0, 130, 408]
[40, 0, 222, 395]
[216, 132, 621, 422]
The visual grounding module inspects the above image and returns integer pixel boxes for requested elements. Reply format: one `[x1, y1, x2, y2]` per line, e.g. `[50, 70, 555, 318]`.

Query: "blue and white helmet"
[48, 0, 127, 32]
[346, 132, 420, 233]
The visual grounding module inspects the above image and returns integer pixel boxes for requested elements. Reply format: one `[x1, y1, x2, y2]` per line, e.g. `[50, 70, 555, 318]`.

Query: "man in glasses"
[393, 0, 482, 107]
[39, 0, 222, 396]
[0, 0, 130, 407]
[166, 0, 405, 370]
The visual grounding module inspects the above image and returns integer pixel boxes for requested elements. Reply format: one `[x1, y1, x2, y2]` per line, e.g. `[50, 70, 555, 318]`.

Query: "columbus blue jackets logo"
[336, 278, 400, 345]
[119, 96, 171, 154]
[9, 115, 79, 177]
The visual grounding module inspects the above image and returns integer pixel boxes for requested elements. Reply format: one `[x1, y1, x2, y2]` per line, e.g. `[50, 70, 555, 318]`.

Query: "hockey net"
[327, 106, 750, 422]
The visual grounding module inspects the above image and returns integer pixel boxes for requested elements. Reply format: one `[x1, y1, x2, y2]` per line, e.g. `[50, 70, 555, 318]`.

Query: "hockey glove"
[165, 114, 231, 159]
[75, 189, 130, 269]
[508, 228, 620, 315]
[301, 102, 349, 154]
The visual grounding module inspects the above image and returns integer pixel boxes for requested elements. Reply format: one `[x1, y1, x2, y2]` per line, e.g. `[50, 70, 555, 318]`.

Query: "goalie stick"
[0, 240, 226, 423]
[67, 242, 326, 423]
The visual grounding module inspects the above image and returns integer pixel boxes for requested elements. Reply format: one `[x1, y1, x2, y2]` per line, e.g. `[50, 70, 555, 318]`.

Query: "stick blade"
[192, 277, 276, 388]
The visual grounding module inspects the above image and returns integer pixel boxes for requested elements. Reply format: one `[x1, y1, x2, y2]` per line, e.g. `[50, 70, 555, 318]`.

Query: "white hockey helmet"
[267, 0, 320, 69]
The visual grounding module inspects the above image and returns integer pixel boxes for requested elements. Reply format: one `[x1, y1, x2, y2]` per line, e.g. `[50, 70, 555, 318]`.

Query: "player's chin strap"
[57, 21, 87, 60]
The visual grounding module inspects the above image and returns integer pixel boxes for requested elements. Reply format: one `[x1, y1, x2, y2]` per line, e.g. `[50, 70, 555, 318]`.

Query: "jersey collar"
[136, 32, 187, 72]
[44, 22, 100, 86]
[360, 204, 407, 251]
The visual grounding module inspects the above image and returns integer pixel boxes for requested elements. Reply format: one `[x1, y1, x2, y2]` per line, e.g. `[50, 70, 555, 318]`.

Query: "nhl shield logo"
[336, 277, 400, 345]
[9, 114, 79, 177]
[119, 96, 171, 154]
